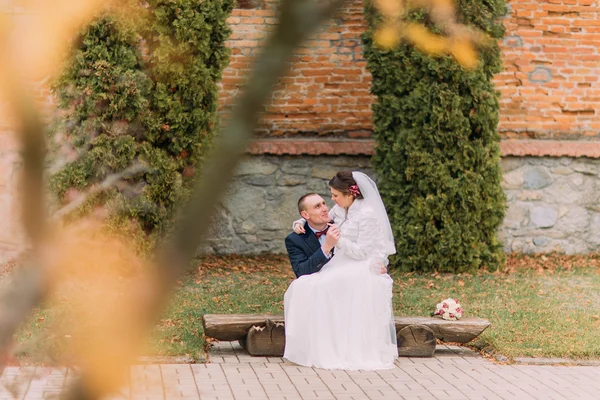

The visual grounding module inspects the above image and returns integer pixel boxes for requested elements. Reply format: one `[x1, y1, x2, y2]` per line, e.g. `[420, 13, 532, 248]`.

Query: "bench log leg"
[240, 321, 436, 358]
[245, 319, 285, 357]
[397, 324, 436, 357]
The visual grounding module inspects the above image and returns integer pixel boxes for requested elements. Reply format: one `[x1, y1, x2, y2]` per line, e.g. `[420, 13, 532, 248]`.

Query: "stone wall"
[201, 155, 373, 254]
[2, 150, 600, 257]
[200, 154, 600, 256]
[500, 156, 600, 254]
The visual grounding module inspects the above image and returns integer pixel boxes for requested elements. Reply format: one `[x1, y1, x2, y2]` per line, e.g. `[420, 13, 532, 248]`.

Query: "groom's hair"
[297, 193, 318, 213]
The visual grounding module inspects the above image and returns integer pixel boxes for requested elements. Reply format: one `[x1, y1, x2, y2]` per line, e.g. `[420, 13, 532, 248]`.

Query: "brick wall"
[496, 0, 599, 139]
[220, 0, 600, 140]
[219, 1, 373, 138]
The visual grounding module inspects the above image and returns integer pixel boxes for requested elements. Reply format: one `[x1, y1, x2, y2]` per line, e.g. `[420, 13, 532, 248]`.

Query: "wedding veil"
[352, 171, 396, 257]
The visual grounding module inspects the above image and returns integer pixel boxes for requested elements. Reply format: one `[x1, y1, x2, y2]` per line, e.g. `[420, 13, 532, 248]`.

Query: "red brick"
[26, 0, 600, 146]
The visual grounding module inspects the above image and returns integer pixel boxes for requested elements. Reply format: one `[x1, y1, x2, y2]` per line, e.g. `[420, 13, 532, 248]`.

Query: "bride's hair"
[329, 171, 364, 199]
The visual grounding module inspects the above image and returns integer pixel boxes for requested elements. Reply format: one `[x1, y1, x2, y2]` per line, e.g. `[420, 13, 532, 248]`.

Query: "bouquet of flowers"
[433, 298, 463, 321]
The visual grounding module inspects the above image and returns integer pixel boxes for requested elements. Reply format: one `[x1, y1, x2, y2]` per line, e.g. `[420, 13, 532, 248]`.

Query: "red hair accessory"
[349, 184, 361, 197]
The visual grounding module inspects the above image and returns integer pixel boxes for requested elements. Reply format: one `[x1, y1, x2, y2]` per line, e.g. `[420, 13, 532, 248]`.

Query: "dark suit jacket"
[285, 221, 330, 278]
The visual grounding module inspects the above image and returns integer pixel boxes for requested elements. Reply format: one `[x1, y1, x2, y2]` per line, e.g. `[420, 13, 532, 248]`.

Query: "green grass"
[9, 253, 600, 363]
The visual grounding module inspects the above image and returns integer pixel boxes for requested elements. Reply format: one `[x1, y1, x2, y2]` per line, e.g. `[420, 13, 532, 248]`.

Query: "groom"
[285, 193, 339, 278]
[285, 192, 389, 278]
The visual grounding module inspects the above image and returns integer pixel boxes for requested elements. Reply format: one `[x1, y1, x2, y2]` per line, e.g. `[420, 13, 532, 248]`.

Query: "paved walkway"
[2, 342, 600, 399]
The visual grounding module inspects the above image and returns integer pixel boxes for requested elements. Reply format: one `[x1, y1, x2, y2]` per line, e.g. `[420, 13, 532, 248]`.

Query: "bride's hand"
[293, 221, 305, 234]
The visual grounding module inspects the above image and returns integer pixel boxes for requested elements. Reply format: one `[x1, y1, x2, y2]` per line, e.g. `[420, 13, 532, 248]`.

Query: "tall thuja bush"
[363, 0, 507, 273]
[51, 0, 234, 233]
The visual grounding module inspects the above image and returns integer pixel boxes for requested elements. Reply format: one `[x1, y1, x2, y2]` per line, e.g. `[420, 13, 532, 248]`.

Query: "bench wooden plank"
[203, 314, 284, 341]
[202, 314, 490, 343]
[394, 316, 490, 343]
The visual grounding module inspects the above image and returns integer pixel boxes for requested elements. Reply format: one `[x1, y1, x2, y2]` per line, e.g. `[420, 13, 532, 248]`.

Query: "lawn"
[8, 253, 600, 364]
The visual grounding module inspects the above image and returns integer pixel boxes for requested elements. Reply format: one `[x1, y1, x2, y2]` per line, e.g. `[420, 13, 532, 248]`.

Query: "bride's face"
[330, 187, 354, 209]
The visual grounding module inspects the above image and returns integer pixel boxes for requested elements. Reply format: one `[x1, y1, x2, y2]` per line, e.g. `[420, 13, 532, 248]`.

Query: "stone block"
[278, 174, 307, 186]
[511, 238, 535, 253]
[306, 178, 328, 193]
[504, 203, 529, 228]
[517, 190, 542, 201]
[544, 183, 583, 204]
[311, 166, 340, 180]
[502, 169, 524, 189]
[530, 206, 558, 228]
[234, 159, 278, 176]
[571, 161, 598, 176]
[222, 183, 266, 215]
[586, 214, 600, 247]
[523, 166, 553, 190]
[280, 159, 311, 175]
[500, 157, 522, 173]
[551, 166, 573, 175]
[242, 174, 276, 186]
[555, 207, 590, 233]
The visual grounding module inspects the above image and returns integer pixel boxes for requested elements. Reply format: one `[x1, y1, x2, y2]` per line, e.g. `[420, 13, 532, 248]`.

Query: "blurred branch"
[62, 0, 350, 398]
[51, 163, 148, 221]
[164, 0, 349, 271]
[0, 0, 111, 375]
[0, 21, 50, 375]
[0, 72, 48, 247]
[0, 262, 47, 373]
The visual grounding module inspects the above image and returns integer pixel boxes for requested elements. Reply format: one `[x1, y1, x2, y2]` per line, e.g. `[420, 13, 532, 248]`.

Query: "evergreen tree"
[363, 0, 507, 272]
[51, 0, 234, 233]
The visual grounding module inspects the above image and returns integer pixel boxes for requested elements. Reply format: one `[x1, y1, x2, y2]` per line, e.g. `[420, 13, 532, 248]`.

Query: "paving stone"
[3, 344, 600, 400]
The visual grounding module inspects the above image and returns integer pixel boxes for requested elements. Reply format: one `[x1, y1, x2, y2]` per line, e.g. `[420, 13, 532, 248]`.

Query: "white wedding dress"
[284, 175, 398, 370]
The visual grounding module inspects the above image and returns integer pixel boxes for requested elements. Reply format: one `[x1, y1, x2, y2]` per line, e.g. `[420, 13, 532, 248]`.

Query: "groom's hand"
[373, 260, 387, 274]
[322, 223, 339, 255]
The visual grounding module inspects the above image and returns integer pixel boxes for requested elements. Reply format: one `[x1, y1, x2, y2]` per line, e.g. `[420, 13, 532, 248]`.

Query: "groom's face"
[300, 195, 330, 225]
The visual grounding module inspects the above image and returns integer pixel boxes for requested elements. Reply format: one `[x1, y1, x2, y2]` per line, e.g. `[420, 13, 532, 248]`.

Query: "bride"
[283, 171, 398, 370]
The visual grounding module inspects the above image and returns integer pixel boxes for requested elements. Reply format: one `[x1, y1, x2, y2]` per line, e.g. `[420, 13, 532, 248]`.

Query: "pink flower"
[443, 303, 449, 309]
[349, 185, 361, 197]
[449, 313, 455, 319]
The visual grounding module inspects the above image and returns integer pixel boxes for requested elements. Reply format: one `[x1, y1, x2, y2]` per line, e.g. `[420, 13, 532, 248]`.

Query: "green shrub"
[50, 0, 234, 235]
[363, 0, 507, 273]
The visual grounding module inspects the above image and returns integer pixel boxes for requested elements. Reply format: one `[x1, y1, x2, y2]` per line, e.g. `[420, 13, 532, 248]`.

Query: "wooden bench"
[202, 314, 490, 358]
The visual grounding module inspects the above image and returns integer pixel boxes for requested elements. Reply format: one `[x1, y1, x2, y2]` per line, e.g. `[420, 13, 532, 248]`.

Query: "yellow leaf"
[19, 1, 106, 78]
[374, 24, 400, 49]
[432, 0, 456, 14]
[374, 0, 404, 18]
[451, 40, 479, 69]
[406, 24, 447, 55]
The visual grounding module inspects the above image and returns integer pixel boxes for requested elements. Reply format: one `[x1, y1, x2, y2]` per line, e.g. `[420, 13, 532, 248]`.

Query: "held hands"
[324, 223, 340, 245]
[322, 223, 340, 255]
